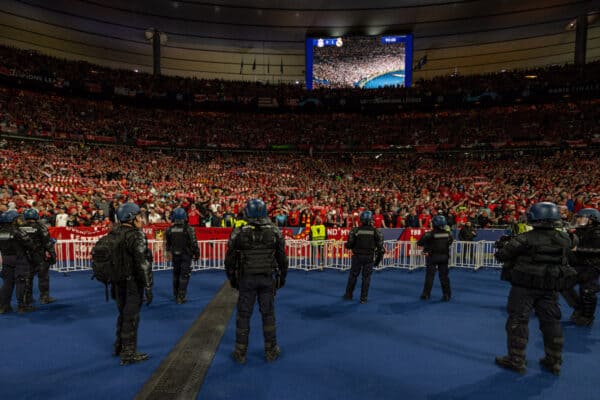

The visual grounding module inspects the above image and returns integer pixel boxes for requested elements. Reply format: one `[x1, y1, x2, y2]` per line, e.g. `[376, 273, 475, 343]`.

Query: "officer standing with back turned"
[494, 202, 576, 375]
[564, 208, 600, 326]
[225, 199, 288, 364]
[418, 215, 453, 301]
[165, 207, 200, 304]
[343, 210, 384, 304]
[0, 210, 36, 314]
[21, 208, 57, 305]
[112, 203, 154, 366]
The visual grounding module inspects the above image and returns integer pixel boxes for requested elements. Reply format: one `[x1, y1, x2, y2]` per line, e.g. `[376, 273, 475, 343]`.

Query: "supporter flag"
[280, 58, 283, 74]
[252, 58, 256, 71]
[240, 58, 244, 74]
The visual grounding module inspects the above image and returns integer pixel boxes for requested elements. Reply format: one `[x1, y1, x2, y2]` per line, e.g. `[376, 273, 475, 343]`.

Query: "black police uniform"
[495, 228, 576, 374]
[20, 220, 56, 305]
[111, 224, 153, 365]
[165, 222, 200, 303]
[343, 224, 384, 303]
[417, 227, 453, 300]
[565, 223, 600, 325]
[0, 223, 36, 313]
[224, 217, 288, 363]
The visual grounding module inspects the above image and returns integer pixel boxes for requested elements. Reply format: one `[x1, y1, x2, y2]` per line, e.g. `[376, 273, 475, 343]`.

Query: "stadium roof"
[0, 0, 598, 81]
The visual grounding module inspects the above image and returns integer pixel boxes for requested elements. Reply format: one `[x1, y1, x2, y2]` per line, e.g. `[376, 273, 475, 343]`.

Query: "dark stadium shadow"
[297, 303, 359, 320]
[377, 300, 429, 315]
[427, 371, 558, 400]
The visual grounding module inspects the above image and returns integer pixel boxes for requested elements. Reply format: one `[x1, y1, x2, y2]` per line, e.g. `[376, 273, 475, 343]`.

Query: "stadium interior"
[0, 1, 599, 399]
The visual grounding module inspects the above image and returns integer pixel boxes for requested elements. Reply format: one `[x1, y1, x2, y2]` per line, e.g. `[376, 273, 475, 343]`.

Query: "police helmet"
[360, 211, 373, 225]
[526, 202, 560, 227]
[245, 199, 267, 219]
[432, 215, 447, 228]
[23, 208, 39, 220]
[574, 208, 600, 227]
[0, 210, 19, 224]
[116, 203, 141, 223]
[171, 207, 188, 222]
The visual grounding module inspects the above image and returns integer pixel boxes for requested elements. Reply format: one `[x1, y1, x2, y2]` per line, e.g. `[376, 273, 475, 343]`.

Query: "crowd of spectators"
[0, 141, 598, 230]
[313, 36, 406, 88]
[2, 86, 599, 150]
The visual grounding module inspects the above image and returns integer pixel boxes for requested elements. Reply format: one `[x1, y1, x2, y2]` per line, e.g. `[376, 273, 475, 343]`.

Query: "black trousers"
[345, 255, 374, 301]
[422, 260, 451, 297]
[172, 254, 192, 295]
[113, 278, 144, 353]
[25, 261, 51, 301]
[505, 286, 563, 361]
[235, 273, 276, 349]
[0, 257, 30, 307]
[563, 267, 600, 320]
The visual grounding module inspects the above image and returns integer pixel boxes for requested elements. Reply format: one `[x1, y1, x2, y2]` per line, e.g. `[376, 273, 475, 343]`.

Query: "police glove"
[145, 288, 153, 306]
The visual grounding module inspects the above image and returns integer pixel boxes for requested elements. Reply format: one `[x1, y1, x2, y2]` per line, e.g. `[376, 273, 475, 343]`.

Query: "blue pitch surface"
[361, 70, 405, 89]
[0, 269, 225, 400]
[199, 268, 600, 400]
[1, 268, 599, 400]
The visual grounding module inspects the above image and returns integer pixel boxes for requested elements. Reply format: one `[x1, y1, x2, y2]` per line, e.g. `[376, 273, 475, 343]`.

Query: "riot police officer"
[165, 207, 200, 304]
[112, 203, 154, 365]
[494, 202, 576, 375]
[224, 199, 288, 364]
[343, 211, 384, 304]
[0, 210, 36, 314]
[21, 208, 57, 305]
[417, 215, 453, 301]
[565, 208, 600, 326]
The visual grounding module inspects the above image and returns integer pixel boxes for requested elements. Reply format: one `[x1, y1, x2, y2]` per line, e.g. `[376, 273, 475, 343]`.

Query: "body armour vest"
[19, 222, 46, 262]
[574, 225, 600, 268]
[238, 224, 278, 274]
[509, 229, 576, 290]
[351, 226, 377, 256]
[0, 225, 29, 257]
[167, 224, 192, 255]
[418, 229, 452, 263]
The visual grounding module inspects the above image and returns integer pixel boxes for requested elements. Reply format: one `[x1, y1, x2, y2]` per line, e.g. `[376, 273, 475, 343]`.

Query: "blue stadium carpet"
[199, 268, 600, 400]
[0, 269, 225, 400]
[2, 268, 599, 400]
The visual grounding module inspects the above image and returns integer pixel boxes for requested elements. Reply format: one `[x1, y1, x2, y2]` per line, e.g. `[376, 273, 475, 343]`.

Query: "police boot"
[539, 356, 561, 376]
[119, 346, 149, 366]
[176, 289, 188, 305]
[265, 342, 281, 362]
[0, 304, 13, 314]
[442, 293, 451, 302]
[569, 309, 582, 322]
[572, 315, 594, 326]
[231, 343, 247, 365]
[420, 292, 430, 300]
[40, 292, 56, 305]
[495, 355, 526, 375]
[17, 304, 36, 314]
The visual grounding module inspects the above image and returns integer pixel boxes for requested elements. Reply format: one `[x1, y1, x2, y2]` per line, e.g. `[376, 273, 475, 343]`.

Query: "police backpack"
[91, 229, 127, 301]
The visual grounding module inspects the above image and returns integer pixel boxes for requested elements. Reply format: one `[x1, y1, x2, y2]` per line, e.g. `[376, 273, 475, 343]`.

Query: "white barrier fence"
[39, 239, 503, 273]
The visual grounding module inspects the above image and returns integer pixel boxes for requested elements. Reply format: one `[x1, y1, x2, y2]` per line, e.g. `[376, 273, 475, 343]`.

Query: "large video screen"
[305, 34, 413, 90]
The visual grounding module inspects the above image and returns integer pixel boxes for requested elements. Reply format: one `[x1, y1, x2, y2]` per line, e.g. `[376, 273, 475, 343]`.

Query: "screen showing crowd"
[309, 35, 410, 89]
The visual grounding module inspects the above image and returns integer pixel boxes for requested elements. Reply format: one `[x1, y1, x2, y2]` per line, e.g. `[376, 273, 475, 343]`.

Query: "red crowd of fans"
[0, 141, 598, 229]
[0, 45, 598, 230]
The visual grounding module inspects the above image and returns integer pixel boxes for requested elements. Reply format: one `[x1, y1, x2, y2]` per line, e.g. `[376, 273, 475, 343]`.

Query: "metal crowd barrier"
[30, 239, 503, 274]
